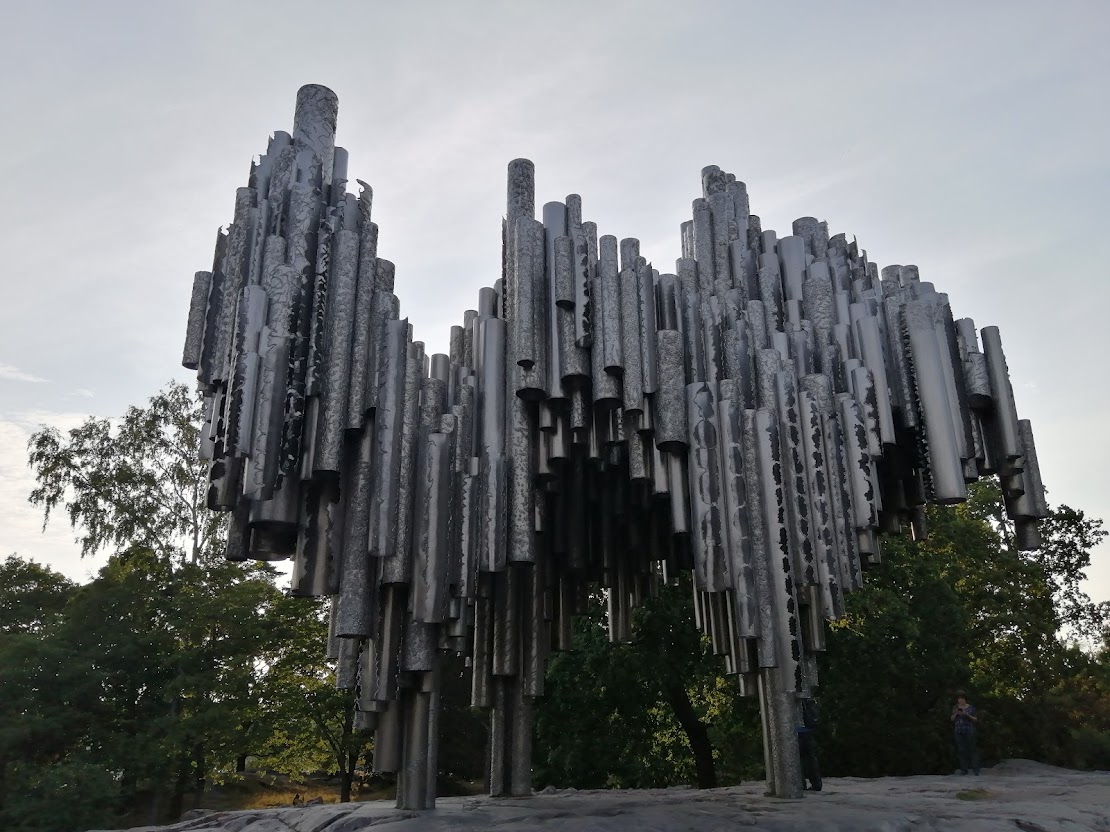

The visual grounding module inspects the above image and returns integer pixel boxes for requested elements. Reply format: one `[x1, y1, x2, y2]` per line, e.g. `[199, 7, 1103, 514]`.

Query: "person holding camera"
[950, 690, 980, 775]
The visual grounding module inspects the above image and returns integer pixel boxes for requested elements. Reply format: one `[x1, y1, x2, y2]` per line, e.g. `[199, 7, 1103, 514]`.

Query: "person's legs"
[799, 733, 822, 791]
[955, 733, 971, 774]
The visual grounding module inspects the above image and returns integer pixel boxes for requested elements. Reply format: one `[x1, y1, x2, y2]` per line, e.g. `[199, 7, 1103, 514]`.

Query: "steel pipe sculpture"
[182, 85, 1048, 806]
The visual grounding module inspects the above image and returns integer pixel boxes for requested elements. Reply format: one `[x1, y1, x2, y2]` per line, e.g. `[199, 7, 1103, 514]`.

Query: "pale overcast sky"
[2, 0, 1108, 603]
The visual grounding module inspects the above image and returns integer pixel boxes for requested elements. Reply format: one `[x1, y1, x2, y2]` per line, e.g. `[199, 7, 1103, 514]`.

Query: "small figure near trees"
[797, 697, 822, 791]
[951, 690, 980, 775]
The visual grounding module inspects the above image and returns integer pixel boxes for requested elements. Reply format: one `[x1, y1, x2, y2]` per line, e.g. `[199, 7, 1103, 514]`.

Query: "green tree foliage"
[0, 556, 116, 831]
[1032, 505, 1108, 640]
[240, 592, 348, 781]
[252, 613, 369, 803]
[49, 548, 314, 817]
[2, 383, 367, 830]
[0, 547, 342, 830]
[435, 655, 489, 785]
[27, 383, 222, 565]
[537, 481, 1110, 786]
[535, 581, 762, 790]
[0, 555, 75, 634]
[1, 758, 120, 832]
[820, 480, 1109, 774]
[818, 510, 978, 776]
[1049, 639, 1110, 769]
[7, 380, 1109, 829]
[536, 594, 669, 789]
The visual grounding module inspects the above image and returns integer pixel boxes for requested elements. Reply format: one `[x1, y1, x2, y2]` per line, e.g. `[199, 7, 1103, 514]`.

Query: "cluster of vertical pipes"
[182, 86, 1048, 806]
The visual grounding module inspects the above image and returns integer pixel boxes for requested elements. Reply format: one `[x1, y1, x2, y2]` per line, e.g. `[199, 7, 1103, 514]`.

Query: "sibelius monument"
[181, 85, 1048, 807]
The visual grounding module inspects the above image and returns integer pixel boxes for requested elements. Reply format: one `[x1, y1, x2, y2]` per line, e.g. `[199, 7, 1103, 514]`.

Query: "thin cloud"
[0, 363, 48, 383]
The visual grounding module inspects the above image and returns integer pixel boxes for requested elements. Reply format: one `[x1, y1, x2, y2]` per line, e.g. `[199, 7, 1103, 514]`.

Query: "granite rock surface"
[92, 761, 1110, 832]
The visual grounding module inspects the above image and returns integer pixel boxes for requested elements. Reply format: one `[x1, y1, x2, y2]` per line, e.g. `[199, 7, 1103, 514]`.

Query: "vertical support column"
[761, 669, 803, 798]
[757, 672, 776, 794]
[489, 678, 509, 797]
[486, 566, 534, 798]
[509, 677, 534, 796]
[396, 662, 440, 810]
[397, 687, 430, 809]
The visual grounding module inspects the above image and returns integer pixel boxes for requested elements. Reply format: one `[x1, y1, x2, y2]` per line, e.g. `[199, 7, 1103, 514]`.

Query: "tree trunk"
[339, 749, 359, 803]
[121, 768, 138, 807]
[665, 683, 717, 789]
[193, 743, 206, 802]
[338, 696, 356, 802]
[337, 746, 355, 803]
[236, 719, 253, 773]
[147, 789, 163, 826]
[168, 754, 190, 821]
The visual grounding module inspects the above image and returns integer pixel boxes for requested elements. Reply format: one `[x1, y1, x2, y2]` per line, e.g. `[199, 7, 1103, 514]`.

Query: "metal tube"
[346, 223, 379, 429]
[312, 229, 359, 475]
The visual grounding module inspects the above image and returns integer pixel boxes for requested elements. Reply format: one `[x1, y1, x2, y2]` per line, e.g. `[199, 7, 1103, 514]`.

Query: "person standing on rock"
[951, 690, 980, 775]
[797, 697, 822, 791]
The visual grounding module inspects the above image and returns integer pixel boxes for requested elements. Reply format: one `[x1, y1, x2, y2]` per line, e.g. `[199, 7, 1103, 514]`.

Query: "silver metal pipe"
[313, 229, 360, 475]
[380, 351, 423, 584]
[335, 424, 377, 637]
[346, 223, 378, 429]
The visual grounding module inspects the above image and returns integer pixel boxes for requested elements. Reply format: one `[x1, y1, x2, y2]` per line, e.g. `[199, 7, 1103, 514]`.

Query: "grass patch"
[237, 785, 341, 810]
[174, 772, 481, 818]
[955, 788, 993, 801]
[198, 778, 341, 811]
